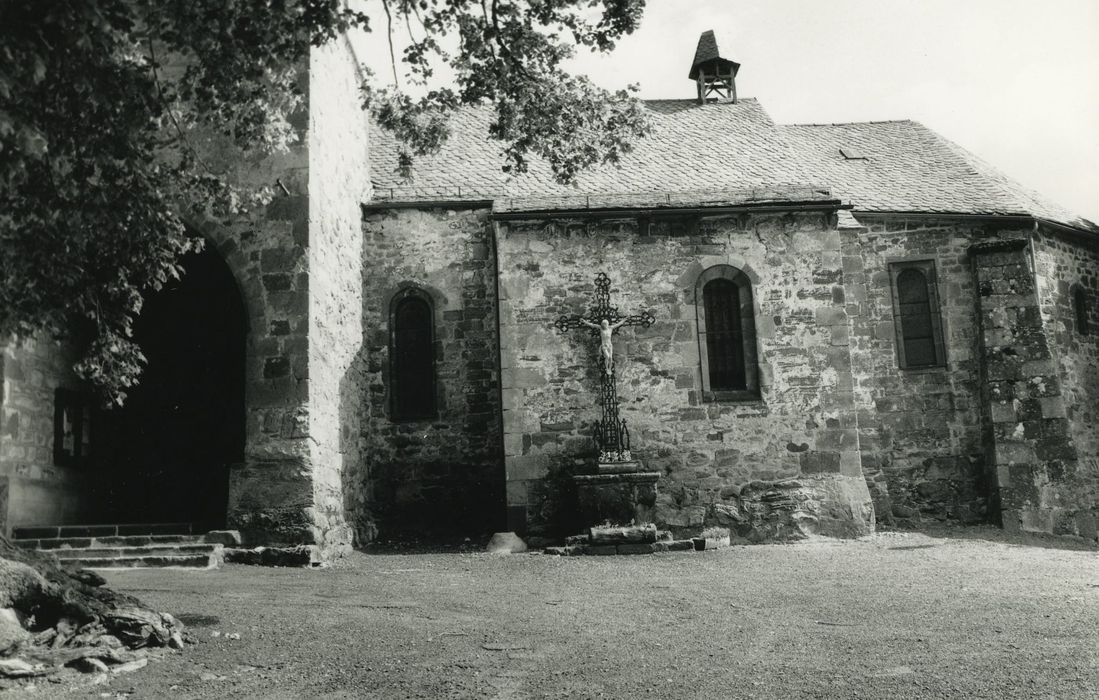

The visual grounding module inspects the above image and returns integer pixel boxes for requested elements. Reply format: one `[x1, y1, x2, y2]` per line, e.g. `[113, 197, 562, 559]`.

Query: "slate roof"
[369, 99, 814, 201]
[779, 121, 1097, 231]
[368, 97, 1096, 232]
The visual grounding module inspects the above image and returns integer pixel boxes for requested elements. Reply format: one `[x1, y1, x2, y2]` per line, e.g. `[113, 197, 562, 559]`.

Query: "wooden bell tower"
[690, 30, 740, 104]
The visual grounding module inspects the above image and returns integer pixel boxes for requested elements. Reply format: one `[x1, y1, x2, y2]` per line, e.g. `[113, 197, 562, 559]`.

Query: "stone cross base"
[595, 460, 644, 475]
[572, 470, 660, 526]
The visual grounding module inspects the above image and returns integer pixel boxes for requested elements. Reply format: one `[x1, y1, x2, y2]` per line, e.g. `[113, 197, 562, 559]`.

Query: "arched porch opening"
[95, 242, 246, 529]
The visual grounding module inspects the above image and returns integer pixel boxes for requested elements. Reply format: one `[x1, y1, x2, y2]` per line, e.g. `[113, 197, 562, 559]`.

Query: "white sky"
[355, 0, 1099, 223]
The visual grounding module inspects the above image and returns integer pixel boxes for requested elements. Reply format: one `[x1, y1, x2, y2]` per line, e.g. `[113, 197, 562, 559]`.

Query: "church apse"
[495, 209, 874, 541]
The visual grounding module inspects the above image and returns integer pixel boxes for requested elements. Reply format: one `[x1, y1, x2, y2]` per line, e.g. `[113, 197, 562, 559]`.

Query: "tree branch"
[381, 0, 401, 88]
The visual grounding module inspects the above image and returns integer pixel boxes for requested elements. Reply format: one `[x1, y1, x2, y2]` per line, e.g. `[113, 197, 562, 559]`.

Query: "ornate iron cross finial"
[553, 272, 655, 463]
[553, 272, 656, 333]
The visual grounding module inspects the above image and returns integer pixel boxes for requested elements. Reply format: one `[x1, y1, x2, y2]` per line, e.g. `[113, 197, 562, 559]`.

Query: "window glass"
[897, 268, 937, 366]
[703, 278, 746, 390]
[890, 262, 945, 369]
[695, 265, 758, 399]
[392, 294, 435, 420]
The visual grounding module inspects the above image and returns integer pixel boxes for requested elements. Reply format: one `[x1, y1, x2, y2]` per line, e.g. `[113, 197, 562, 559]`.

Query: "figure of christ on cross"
[580, 317, 628, 376]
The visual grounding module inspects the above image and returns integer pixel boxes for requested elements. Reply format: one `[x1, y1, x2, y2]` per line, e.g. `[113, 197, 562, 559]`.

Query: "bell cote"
[689, 30, 740, 104]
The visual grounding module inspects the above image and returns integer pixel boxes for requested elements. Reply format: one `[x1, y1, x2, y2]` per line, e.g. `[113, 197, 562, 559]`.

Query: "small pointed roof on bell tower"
[688, 30, 740, 81]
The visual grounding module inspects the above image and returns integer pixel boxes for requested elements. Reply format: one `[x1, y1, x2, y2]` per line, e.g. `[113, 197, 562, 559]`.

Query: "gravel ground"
[9, 527, 1099, 699]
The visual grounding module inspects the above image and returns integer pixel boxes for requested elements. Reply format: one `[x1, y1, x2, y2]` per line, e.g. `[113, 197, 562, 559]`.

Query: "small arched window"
[889, 261, 946, 369]
[390, 288, 436, 421]
[1074, 286, 1091, 336]
[696, 266, 759, 399]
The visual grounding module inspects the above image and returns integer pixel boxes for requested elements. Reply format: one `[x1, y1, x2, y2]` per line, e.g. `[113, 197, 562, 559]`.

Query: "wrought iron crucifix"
[554, 272, 655, 462]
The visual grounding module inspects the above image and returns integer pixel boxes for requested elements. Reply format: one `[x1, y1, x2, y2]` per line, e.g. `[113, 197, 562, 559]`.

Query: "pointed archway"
[96, 243, 246, 529]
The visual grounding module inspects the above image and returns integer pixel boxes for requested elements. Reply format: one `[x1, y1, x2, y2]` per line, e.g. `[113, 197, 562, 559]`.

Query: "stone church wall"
[844, 218, 1006, 526]
[495, 211, 873, 540]
[184, 86, 314, 547]
[305, 38, 370, 553]
[970, 238, 1096, 540]
[1033, 229, 1099, 531]
[192, 36, 371, 553]
[359, 207, 504, 539]
[0, 337, 95, 531]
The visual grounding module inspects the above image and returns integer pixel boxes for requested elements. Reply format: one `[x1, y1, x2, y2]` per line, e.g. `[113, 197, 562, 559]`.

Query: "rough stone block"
[589, 524, 657, 544]
[585, 545, 618, 556]
[203, 530, 243, 546]
[616, 543, 657, 555]
[486, 531, 528, 555]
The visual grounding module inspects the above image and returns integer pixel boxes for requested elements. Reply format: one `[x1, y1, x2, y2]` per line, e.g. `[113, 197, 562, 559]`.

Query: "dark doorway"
[96, 244, 246, 529]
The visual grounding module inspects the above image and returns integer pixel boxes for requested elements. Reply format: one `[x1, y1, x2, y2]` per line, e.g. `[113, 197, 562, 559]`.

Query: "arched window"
[1074, 285, 1091, 336]
[390, 288, 436, 421]
[696, 266, 759, 399]
[889, 261, 946, 369]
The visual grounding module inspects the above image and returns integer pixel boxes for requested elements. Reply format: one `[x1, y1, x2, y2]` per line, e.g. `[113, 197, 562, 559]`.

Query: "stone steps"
[12, 522, 196, 539]
[70, 553, 217, 569]
[10, 523, 238, 570]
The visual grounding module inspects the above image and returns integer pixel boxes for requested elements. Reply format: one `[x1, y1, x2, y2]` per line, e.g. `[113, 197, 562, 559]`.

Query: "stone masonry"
[495, 209, 873, 541]
[972, 236, 1098, 539]
[358, 207, 504, 539]
[844, 218, 1019, 527]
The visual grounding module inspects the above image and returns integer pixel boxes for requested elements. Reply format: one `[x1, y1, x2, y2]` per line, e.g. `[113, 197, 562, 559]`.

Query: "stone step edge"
[69, 553, 220, 570]
[12, 522, 196, 539]
[14, 530, 241, 550]
[51, 544, 224, 559]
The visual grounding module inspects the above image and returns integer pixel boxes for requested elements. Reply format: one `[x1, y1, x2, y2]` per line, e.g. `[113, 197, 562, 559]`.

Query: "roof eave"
[492, 198, 846, 221]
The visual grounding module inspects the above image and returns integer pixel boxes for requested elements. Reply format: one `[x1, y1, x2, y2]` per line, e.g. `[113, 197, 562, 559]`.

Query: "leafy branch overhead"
[366, 0, 650, 183]
[0, 0, 649, 403]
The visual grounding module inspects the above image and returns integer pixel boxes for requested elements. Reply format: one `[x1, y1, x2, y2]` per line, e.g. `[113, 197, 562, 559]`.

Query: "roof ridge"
[641, 97, 760, 103]
[780, 119, 916, 127]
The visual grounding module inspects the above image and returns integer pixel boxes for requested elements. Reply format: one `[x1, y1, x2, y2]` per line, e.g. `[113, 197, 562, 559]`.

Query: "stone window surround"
[387, 284, 439, 422]
[887, 257, 948, 371]
[694, 264, 761, 402]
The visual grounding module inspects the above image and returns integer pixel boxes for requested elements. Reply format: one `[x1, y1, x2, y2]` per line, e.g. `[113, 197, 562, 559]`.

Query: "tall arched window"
[390, 288, 436, 421]
[889, 261, 946, 369]
[1074, 285, 1091, 336]
[696, 265, 759, 399]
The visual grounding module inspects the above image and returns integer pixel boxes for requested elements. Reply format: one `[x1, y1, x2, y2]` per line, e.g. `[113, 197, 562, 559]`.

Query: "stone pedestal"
[573, 463, 661, 526]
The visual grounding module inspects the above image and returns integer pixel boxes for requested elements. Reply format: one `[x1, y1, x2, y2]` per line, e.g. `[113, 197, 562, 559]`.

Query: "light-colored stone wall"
[495, 211, 872, 539]
[358, 207, 504, 539]
[0, 336, 95, 531]
[844, 218, 1014, 526]
[306, 36, 370, 553]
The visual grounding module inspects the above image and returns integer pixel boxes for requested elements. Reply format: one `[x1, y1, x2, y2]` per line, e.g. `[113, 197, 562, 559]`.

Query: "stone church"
[2, 31, 1097, 560]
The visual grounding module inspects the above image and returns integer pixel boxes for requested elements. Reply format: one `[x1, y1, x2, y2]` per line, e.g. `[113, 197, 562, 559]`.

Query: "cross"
[553, 272, 655, 375]
[553, 272, 655, 462]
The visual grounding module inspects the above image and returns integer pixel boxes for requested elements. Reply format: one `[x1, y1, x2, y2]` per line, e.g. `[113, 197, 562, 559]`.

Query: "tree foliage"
[0, 0, 648, 403]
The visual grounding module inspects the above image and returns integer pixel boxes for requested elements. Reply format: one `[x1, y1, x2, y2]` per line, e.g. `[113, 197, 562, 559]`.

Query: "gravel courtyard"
[12, 528, 1099, 699]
